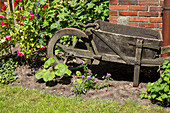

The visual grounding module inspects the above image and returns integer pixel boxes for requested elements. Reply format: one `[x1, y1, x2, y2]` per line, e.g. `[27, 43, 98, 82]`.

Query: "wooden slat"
[133, 39, 143, 87]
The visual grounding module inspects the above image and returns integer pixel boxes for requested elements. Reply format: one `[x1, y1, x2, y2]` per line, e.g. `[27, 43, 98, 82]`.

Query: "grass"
[0, 84, 169, 113]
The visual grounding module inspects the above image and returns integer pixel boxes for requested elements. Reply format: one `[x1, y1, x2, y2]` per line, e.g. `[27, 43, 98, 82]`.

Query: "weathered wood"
[93, 30, 162, 59]
[95, 20, 162, 40]
[47, 28, 89, 66]
[91, 29, 133, 65]
[161, 45, 170, 54]
[133, 39, 143, 87]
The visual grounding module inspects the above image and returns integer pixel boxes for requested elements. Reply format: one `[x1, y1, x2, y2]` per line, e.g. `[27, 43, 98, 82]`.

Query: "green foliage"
[71, 61, 112, 95]
[0, 58, 17, 84]
[58, 0, 109, 29]
[140, 60, 170, 106]
[0, 0, 108, 62]
[35, 58, 71, 82]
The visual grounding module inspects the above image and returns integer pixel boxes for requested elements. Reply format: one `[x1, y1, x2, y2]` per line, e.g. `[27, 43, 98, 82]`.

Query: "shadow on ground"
[89, 61, 160, 83]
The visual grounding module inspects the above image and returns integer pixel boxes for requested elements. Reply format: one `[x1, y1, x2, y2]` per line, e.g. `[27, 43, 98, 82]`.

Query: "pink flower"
[6, 35, 11, 40]
[1, 4, 7, 12]
[22, 16, 25, 19]
[17, 50, 24, 57]
[29, 12, 34, 20]
[0, 15, 4, 18]
[20, 22, 23, 25]
[43, 5, 49, 9]
[40, 45, 46, 50]
[1, 21, 8, 26]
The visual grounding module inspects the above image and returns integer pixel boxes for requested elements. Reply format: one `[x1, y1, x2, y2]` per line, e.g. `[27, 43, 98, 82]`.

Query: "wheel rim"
[47, 28, 89, 70]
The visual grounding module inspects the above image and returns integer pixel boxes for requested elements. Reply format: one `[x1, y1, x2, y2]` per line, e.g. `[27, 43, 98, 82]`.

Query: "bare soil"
[10, 60, 166, 108]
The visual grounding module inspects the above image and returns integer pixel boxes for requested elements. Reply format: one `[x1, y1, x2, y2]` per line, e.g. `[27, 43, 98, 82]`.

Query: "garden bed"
[10, 61, 166, 108]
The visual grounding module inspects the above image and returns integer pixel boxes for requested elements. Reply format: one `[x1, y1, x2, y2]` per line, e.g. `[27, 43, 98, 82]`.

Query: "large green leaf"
[35, 69, 47, 79]
[44, 58, 55, 69]
[43, 71, 55, 82]
[66, 70, 72, 76]
[54, 63, 68, 76]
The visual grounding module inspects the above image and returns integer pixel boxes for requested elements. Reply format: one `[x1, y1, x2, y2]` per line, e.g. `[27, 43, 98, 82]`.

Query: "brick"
[129, 23, 138, 27]
[119, 0, 138, 5]
[150, 18, 163, 23]
[139, 23, 159, 28]
[129, 17, 149, 22]
[109, 5, 128, 10]
[129, 6, 147, 11]
[139, 12, 159, 17]
[160, 1, 164, 6]
[139, 0, 159, 5]
[150, 6, 163, 11]
[109, 0, 117, 5]
[119, 11, 137, 16]
[109, 16, 119, 21]
[160, 23, 162, 29]
[109, 11, 118, 16]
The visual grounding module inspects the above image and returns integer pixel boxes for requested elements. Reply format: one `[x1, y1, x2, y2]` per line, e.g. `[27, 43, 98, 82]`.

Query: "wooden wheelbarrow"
[47, 20, 170, 87]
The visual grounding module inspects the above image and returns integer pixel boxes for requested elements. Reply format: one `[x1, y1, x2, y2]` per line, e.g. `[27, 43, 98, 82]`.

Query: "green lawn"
[0, 85, 169, 113]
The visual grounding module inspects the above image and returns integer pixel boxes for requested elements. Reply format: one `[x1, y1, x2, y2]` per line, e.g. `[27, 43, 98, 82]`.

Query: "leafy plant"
[0, 58, 17, 84]
[35, 57, 72, 82]
[140, 60, 170, 106]
[71, 61, 112, 95]
[0, 0, 108, 63]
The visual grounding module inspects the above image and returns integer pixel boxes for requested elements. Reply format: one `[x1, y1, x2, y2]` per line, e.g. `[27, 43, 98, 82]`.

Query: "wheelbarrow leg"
[133, 39, 143, 87]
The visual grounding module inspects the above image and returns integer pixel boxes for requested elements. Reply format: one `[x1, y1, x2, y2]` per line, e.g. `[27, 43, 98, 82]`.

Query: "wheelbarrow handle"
[78, 23, 99, 29]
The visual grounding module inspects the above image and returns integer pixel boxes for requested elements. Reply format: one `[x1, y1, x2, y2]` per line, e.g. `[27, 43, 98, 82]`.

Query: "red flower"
[29, 12, 34, 20]
[0, 15, 4, 18]
[40, 45, 46, 50]
[20, 22, 23, 25]
[1, 4, 7, 12]
[43, 5, 49, 9]
[1, 21, 8, 26]
[6, 35, 11, 40]
[14, 1, 18, 7]
[17, 50, 24, 57]
[22, 16, 25, 19]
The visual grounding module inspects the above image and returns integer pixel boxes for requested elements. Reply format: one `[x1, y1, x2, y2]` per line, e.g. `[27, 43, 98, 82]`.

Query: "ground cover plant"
[0, 84, 169, 113]
[0, 57, 17, 84]
[71, 61, 112, 95]
[140, 60, 170, 107]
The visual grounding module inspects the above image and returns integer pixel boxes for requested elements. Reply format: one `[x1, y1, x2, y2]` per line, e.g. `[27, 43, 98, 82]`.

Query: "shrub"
[0, 0, 108, 62]
[140, 60, 170, 106]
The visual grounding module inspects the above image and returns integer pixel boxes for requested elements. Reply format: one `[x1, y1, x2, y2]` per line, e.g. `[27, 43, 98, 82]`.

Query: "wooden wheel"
[47, 28, 89, 69]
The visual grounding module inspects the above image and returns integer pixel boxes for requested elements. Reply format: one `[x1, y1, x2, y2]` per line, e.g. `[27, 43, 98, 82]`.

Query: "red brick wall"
[109, 0, 164, 31]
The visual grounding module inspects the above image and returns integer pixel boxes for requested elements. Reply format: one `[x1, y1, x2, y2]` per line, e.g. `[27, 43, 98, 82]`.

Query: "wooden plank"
[161, 45, 170, 54]
[133, 39, 143, 87]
